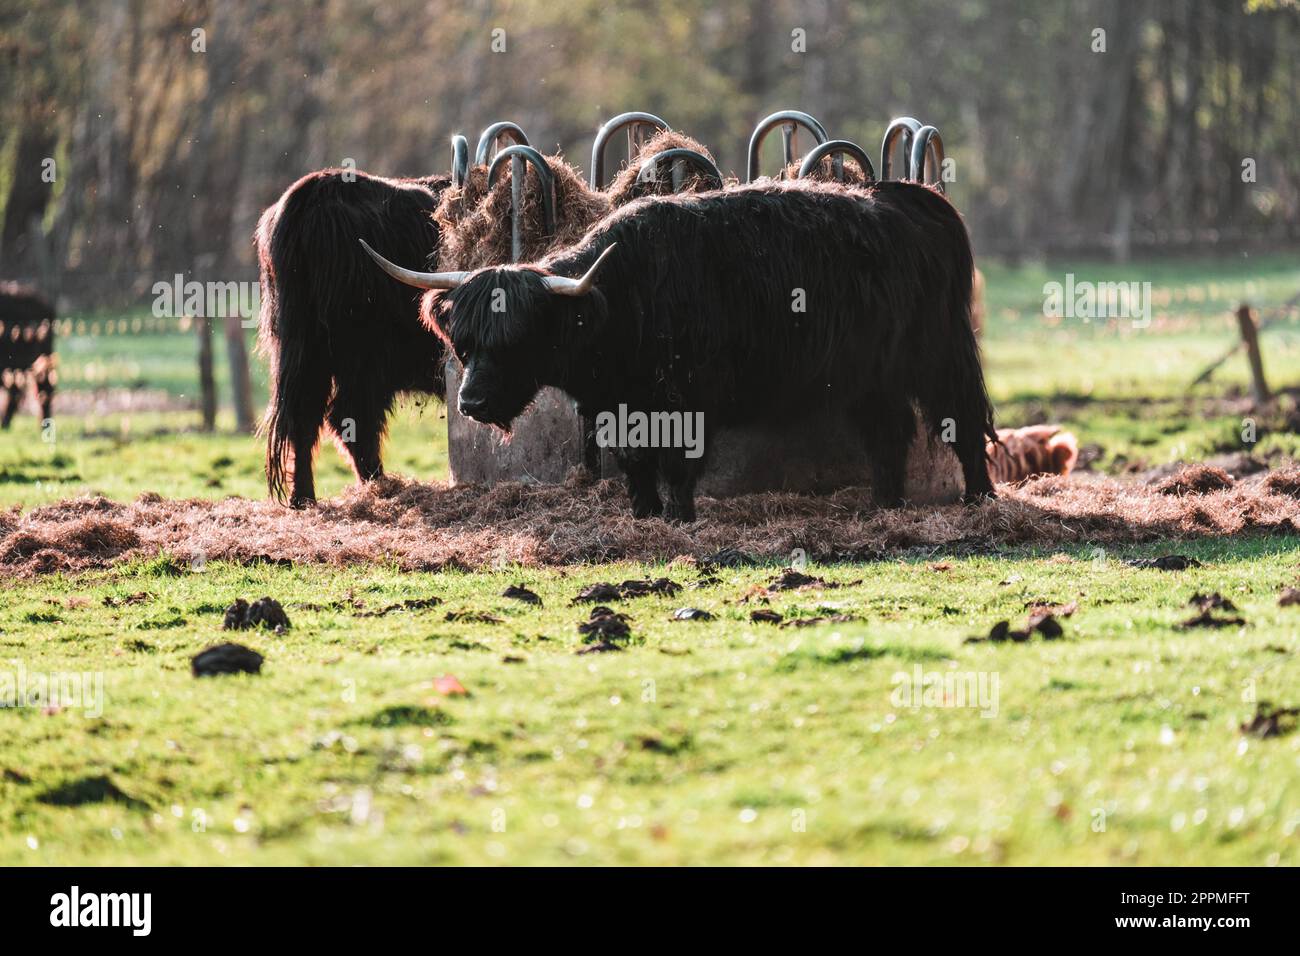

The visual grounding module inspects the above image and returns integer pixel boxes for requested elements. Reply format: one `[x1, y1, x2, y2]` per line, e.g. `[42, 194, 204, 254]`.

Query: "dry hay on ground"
[1, 465, 1297, 578]
[1153, 463, 1236, 496]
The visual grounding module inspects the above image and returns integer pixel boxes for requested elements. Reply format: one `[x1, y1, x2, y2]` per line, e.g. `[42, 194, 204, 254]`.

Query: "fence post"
[1235, 303, 1271, 406]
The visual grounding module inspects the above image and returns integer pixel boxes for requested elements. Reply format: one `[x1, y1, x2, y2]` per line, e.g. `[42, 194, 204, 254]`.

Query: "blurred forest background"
[1, 0, 1298, 309]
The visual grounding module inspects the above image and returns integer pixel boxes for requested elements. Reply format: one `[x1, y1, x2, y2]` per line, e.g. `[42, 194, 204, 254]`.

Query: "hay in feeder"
[435, 130, 727, 273]
[605, 130, 732, 205]
[433, 154, 612, 271]
[780, 155, 874, 186]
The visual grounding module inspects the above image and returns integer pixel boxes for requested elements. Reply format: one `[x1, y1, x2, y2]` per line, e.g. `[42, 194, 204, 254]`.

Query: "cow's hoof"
[662, 502, 696, 524]
[631, 498, 663, 519]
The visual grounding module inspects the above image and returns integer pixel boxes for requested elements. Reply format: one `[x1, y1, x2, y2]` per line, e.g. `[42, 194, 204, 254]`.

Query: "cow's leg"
[287, 374, 333, 508]
[953, 422, 995, 503]
[620, 449, 662, 518]
[660, 456, 698, 523]
[0, 384, 20, 429]
[328, 383, 388, 483]
[36, 371, 54, 424]
[857, 393, 914, 508]
[658, 418, 707, 523]
[660, 470, 702, 522]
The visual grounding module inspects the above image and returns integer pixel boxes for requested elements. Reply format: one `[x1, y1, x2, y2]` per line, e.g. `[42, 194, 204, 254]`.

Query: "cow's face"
[429, 268, 563, 430]
[455, 342, 543, 430]
[373, 239, 617, 428]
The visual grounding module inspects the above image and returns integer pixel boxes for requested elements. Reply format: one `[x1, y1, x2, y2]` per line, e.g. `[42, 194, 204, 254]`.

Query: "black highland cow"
[256, 169, 450, 506]
[364, 179, 996, 521]
[0, 282, 56, 429]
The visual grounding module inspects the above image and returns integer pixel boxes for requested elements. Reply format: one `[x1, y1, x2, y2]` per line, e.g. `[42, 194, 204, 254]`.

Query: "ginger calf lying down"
[986, 425, 1079, 485]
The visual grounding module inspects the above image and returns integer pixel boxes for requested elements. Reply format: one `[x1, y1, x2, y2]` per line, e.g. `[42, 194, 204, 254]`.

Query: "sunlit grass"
[1, 254, 1298, 865]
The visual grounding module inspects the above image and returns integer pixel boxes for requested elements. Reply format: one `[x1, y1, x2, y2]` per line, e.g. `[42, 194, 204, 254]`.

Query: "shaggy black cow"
[0, 282, 55, 429]
[256, 169, 449, 506]
[363, 179, 996, 521]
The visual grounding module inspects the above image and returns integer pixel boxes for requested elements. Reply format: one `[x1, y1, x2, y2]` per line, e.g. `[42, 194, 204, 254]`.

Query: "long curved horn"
[359, 239, 470, 290]
[541, 244, 617, 297]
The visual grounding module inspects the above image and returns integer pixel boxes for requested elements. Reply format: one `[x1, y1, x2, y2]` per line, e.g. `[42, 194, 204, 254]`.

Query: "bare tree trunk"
[223, 314, 254, 433]
[198, 317, 217, 431]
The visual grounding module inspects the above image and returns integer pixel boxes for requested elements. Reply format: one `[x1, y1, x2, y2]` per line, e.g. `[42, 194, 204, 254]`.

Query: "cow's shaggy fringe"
[2, 467, 1295, 577]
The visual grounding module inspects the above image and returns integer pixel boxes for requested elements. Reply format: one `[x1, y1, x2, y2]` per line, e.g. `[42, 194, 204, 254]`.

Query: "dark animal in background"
[364, 179, 997, 520]
[255, 168, 450, 506]
[0, 282, 56, 429]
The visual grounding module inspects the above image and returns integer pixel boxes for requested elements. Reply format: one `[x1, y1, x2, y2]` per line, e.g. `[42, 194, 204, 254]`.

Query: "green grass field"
[1, 254, 1298, 865]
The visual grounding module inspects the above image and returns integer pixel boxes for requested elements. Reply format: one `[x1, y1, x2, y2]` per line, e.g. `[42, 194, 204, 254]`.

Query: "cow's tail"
[928, 187, 997, 450]
[256, 187, 326, 504]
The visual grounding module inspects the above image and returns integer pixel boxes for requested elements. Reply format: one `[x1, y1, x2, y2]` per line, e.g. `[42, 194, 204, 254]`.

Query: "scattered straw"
[1263, 467, 1300, 499]
[1154, 464, 1235, 496]
[1, 471, 1295, 577]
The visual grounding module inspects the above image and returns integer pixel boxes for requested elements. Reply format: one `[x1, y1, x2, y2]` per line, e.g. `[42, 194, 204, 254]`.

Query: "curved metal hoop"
[797, 139, 876, 184]
[908, 126, 945, 192]
[880, 116, 922, 181]
[635, 148, 724, 192]
[746, 110, 830, 183]
[590, 111, 673, 189]
[487, 144, 557, 258]
[450, 134, 470, 188]
[474, 121, 530, 168]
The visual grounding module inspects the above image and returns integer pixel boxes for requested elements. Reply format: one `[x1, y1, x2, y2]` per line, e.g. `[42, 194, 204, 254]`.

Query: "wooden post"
[197, 315, 216, 431]
[223, 314, 255, 433]
[1235, 304, 1270, 406]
